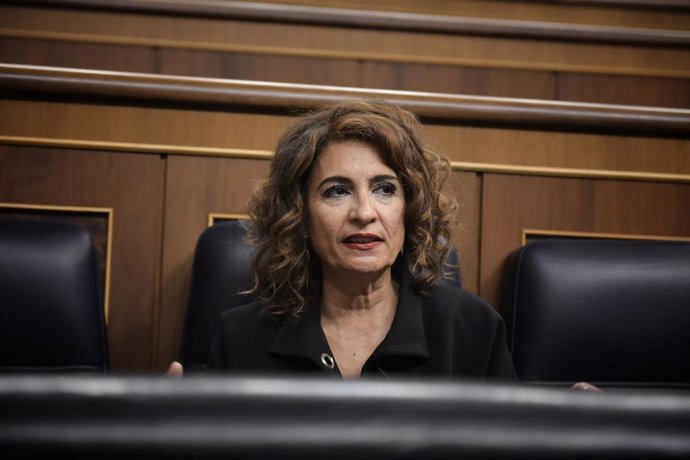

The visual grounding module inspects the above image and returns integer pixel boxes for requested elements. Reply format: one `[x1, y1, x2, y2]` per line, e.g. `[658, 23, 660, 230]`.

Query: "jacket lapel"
[369, 267, 430, 362]
[267, 290, 336, 373]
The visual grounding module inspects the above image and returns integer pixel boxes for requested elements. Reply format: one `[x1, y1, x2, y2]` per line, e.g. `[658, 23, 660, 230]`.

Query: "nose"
[349, 193, 376, 223]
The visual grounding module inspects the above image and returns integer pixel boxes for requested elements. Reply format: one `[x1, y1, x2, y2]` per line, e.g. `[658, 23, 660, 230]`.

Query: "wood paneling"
[3, 101, 689, 180]
[2, 3, 689, 108]
[426, 125, 690, 176]
[1, 6, 688, 78]
[480, 173, 690, 309]
[559, 73, 690, 109]
[362, 62, 557, 99]
[449, 171, 481, 294]
[0, 37, 156, 73]
[158, 49, 360, 86]
[4, 36, 686, 108]
[2, 65, 687, 139]
[158, 155, 269, 369]
[254, 0, 690, 30]
[0, 100, 291, 152]
[0, 145, 165, 370]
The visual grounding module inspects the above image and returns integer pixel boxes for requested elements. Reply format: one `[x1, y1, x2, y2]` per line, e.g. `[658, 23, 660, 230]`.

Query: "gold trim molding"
[2, 135, 689, 184]
[0, 202, 114, 322]
[522, 228, 690, 246]
[0, 135, 273, 160]
[208, 212, 250, 227]
[451, 162, 690, 184]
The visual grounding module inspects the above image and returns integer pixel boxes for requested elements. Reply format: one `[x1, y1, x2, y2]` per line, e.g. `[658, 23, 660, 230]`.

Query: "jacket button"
[320, 353, 335, 369]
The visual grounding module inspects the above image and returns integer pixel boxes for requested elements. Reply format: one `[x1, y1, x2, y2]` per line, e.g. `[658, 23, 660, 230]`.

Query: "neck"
[320, 268, 398, 320]
[319, 268, 399, 379]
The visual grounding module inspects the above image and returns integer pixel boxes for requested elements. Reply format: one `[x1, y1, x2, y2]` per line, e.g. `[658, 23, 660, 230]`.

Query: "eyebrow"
[316, 174, 400, 190]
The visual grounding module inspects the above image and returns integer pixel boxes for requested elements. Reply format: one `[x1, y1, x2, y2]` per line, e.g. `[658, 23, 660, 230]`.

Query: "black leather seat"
[181, 221, 255, 372]
[0, 219, 108, 372]
[502, 239, 690, 389]
[181, 220, 461, 372]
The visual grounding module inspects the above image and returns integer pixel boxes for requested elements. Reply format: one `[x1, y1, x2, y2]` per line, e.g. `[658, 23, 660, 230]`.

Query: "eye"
[323, 185, 350, 199]
[373, 182, 397, 196]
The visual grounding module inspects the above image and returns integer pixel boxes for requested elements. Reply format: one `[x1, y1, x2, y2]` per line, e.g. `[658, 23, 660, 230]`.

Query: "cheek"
[307, 205, 339, 249]
[387, 206, 406, 244]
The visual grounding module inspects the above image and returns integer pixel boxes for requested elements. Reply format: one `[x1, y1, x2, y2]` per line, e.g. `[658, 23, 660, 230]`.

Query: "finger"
[166, 361, 184, 378]
[571, 381, 602, 392]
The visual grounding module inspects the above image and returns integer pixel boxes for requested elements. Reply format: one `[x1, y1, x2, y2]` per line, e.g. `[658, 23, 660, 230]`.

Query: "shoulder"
[209, 300, 285, 371]
[419, 285, 515, 379]
[218, 300, 281, 335]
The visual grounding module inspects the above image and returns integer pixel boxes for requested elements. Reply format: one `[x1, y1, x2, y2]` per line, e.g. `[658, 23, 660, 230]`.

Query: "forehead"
[309, 141, 397, 181]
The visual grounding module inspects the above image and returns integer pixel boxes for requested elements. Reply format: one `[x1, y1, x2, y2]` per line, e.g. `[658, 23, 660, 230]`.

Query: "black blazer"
[208, 268, 515, 380]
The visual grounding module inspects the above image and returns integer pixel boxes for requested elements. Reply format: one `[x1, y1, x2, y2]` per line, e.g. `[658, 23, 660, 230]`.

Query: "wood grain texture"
[0, 37, 156, 73]
[424, 125, 690, 175]
[449, 171, 481, 294]
[0, 99, 292, 152]
[2, 65, 688, 137]
[2, 37, 687, 109]
[2, 96, 689, 182]
[11, 0, 690, 41]
[0, 145, 165, 370]
[157, 155, 269, 369]
[158, 49, 360, 86]
[558, 73, 690, 109]
[2, 98, 688, 180]
[361, 62, 557, 99]
[2, 5, 688, 78]
[2, 3, 689, 110]
[479, 173, 690, 310]
[246, 0, 690, 30]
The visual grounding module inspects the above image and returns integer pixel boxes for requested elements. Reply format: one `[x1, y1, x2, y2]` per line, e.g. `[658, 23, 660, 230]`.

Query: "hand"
[571, 381, 602, 392]
[166, 361, 184, 378]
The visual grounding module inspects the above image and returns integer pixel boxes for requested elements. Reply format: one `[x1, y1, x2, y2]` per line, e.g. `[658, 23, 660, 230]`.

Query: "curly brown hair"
[246, 99, 457, 319]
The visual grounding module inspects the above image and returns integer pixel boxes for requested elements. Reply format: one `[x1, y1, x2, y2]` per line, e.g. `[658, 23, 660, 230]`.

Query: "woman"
[197, 99, 515, 380]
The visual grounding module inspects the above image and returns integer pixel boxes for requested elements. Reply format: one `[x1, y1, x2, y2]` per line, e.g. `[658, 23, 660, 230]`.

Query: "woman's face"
[306, 140, 406, 279]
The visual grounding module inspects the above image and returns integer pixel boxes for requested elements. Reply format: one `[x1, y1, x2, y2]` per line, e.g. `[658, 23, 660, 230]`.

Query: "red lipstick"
[343, 233, 382, 250]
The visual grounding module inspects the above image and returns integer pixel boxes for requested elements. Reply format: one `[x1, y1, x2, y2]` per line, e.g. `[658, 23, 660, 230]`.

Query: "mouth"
[343, 233, 383, 250]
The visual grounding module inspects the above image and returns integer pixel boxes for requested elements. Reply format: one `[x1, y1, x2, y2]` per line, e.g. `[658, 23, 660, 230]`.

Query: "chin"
[340, 259, 395, 276]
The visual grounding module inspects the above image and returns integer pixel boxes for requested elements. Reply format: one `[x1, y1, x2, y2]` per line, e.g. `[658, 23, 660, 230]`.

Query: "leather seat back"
[0, 219, 108, 372]
[502, 239, 690, 389]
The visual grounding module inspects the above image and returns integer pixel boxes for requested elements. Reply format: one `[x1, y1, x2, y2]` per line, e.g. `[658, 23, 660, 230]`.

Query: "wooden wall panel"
[361, 62, 557, 99]
[159, 49, 361, 86]
[2, 3, 689, 108]
[0, 37, 156, 73]
[3, 98, 688, 180]
[2, 5, 687, 78]
[0, 145, 165, 370]
[558, 73, 690, 109]
[157, 155, 270, 369]
[479, 173, 690, 310]
[425, 125, 690, 176]
[0, 100, 291, 152]
[256, 0, 690, 30]
[449, 171, 481, 294]
[3, 35, 686, 109]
